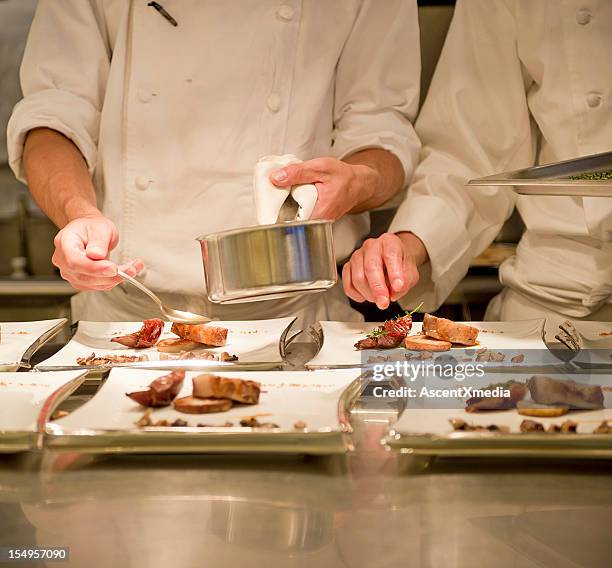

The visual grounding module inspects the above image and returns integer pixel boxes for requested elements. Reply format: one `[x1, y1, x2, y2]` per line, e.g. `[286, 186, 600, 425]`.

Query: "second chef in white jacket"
[7, 0, 420, 326]
[343, 0, 612, 328]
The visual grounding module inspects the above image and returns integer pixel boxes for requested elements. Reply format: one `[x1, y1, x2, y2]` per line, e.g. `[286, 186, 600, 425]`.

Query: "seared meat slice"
[126, 370, 185, 407]
[528, 375, 604, 410]
[111, 319, 164, 349]
[174, 396, 232, 414]
[404, 333, 451, 352]
[423, 314, 479, 346]
[171, 323, 228, 347]
[192, 374, 260, 404]
[354, 337, 379, 350]
[465, 381, 528, 412]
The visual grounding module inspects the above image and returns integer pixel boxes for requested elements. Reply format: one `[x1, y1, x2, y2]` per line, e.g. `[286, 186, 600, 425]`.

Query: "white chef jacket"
[390, 0, 612, 319]
[7, 0, 420, 321]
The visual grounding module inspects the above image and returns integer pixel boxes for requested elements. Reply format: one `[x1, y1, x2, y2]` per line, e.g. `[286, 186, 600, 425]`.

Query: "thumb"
[85, 221, 117, 260]
[269, 162, 321, 187]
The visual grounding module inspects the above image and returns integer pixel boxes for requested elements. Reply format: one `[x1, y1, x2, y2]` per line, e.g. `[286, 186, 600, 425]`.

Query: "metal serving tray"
[468, 150, 612, 196]
[44, 370, 368, 455]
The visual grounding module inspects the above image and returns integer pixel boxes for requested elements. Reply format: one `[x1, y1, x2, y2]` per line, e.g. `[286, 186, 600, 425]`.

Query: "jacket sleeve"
[7, 0, 110, 182]
[331, 0, 421, 183]
[389, 0, 537, 310]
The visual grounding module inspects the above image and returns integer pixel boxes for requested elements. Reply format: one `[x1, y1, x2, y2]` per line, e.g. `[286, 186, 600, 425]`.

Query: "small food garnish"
[294, 420, 307, 430]
[77, 353, 147, 366]
[520, 419, 545, 433]
[594, 420, 612, 434]
[135, 409, 153, 427]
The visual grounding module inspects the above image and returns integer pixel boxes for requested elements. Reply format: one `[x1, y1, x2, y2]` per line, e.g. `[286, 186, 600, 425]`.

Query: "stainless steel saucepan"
[197, 220, 337, 304]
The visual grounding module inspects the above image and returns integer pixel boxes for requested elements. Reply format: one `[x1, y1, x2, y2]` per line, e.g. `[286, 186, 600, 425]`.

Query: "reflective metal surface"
[198, 220, 337, 304]
[0, 343, 610, 567]
[468, 150, 612, 194]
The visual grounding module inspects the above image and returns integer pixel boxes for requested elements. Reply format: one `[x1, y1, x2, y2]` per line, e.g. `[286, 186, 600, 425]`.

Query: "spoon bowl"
[117, 270, 211, 324]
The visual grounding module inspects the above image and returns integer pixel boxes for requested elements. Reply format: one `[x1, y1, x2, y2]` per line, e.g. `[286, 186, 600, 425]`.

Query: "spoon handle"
[117, 270, 164, 310]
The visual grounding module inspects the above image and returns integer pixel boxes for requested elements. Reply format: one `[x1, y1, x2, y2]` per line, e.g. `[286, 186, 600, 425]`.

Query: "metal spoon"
[117, 270, 211, 324]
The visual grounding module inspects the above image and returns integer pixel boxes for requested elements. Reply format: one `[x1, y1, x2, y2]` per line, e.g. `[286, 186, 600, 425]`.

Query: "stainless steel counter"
[0, 344, 611, 568]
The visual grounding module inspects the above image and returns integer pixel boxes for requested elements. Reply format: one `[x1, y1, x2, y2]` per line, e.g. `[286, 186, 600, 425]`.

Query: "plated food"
[385, 372, 612, 458]
[0, 370, 87, 453]
[0, 319, 67, 371]
[127, 371, 261, 419]
[307, 318, 552, 369]
[37, 317, 296, 373]
[45, 369, 364, 454]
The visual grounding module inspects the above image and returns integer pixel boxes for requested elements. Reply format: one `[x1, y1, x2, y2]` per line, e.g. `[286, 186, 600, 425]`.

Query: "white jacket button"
[586, 92, 602, 108]
[576, 9, 592, 25]
[267, 93, 281, 112]
[135, 175, 151, 190]
[137, 88, 152, 103]
[276, 5, 295, 21]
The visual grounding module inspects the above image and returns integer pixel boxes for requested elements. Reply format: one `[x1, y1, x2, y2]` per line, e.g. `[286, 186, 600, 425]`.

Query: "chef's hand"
[52, 214, 144, 291]
[342, 232, 428, 310]
[269, 157, 379, 221]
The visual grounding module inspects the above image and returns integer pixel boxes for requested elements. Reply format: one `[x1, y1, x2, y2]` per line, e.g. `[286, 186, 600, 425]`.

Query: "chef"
[8, 0, 420, 327]
[343, 0, 612, 329]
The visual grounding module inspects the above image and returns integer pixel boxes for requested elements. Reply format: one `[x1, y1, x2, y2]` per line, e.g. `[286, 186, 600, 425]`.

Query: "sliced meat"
[355, 337, 379, 350]
[157, 338, 199, 353]
[404, 333, 451, 352]
[173, 396, 233, 414]
[171, 323, 228, 347]
[422, 313, 479, 346]
[111, 319, 164, 349]
[528, 375, 604, 410]
[375, 333, 405, 349]
[192, 374, 260, 404]
[516, 401, 568, 417]
[465, 381, 528, 412]
[126, 370, 185, 407]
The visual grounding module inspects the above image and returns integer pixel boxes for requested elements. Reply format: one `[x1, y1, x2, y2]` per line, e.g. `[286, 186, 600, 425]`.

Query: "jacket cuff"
[7, 89, 100, 183]
[332, 110, 420, 184]
[389, 193, 472, 309]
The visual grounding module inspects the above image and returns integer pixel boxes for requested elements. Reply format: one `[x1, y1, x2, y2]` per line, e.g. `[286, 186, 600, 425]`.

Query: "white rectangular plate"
[36, 318, 297, 372]
[306, 319, 552, 369]
[564, 321, 612, 367]
[0, 319, 67, 371]
[45, 368, 365, 455]
[0, 370, 87, 453]
[385, 372, 612, 458]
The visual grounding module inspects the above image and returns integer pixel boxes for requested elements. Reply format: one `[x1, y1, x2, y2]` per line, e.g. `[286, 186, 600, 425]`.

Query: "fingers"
[343, 233, 422, 309]
[344, 248, 377, 304]
[269, 158, 336, 187]
[362, 239, 391, 309]
[52, 216, 143, 292]
[59, 259, 144, 292]
[342, 262, 365, 303]
[53, 230, 117, 277]
[84, 220, 118, 260]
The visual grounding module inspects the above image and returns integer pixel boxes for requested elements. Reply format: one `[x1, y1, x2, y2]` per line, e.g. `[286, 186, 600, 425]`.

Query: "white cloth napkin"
[253, 154, 318, 224]
[253, 154, 370, 262]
